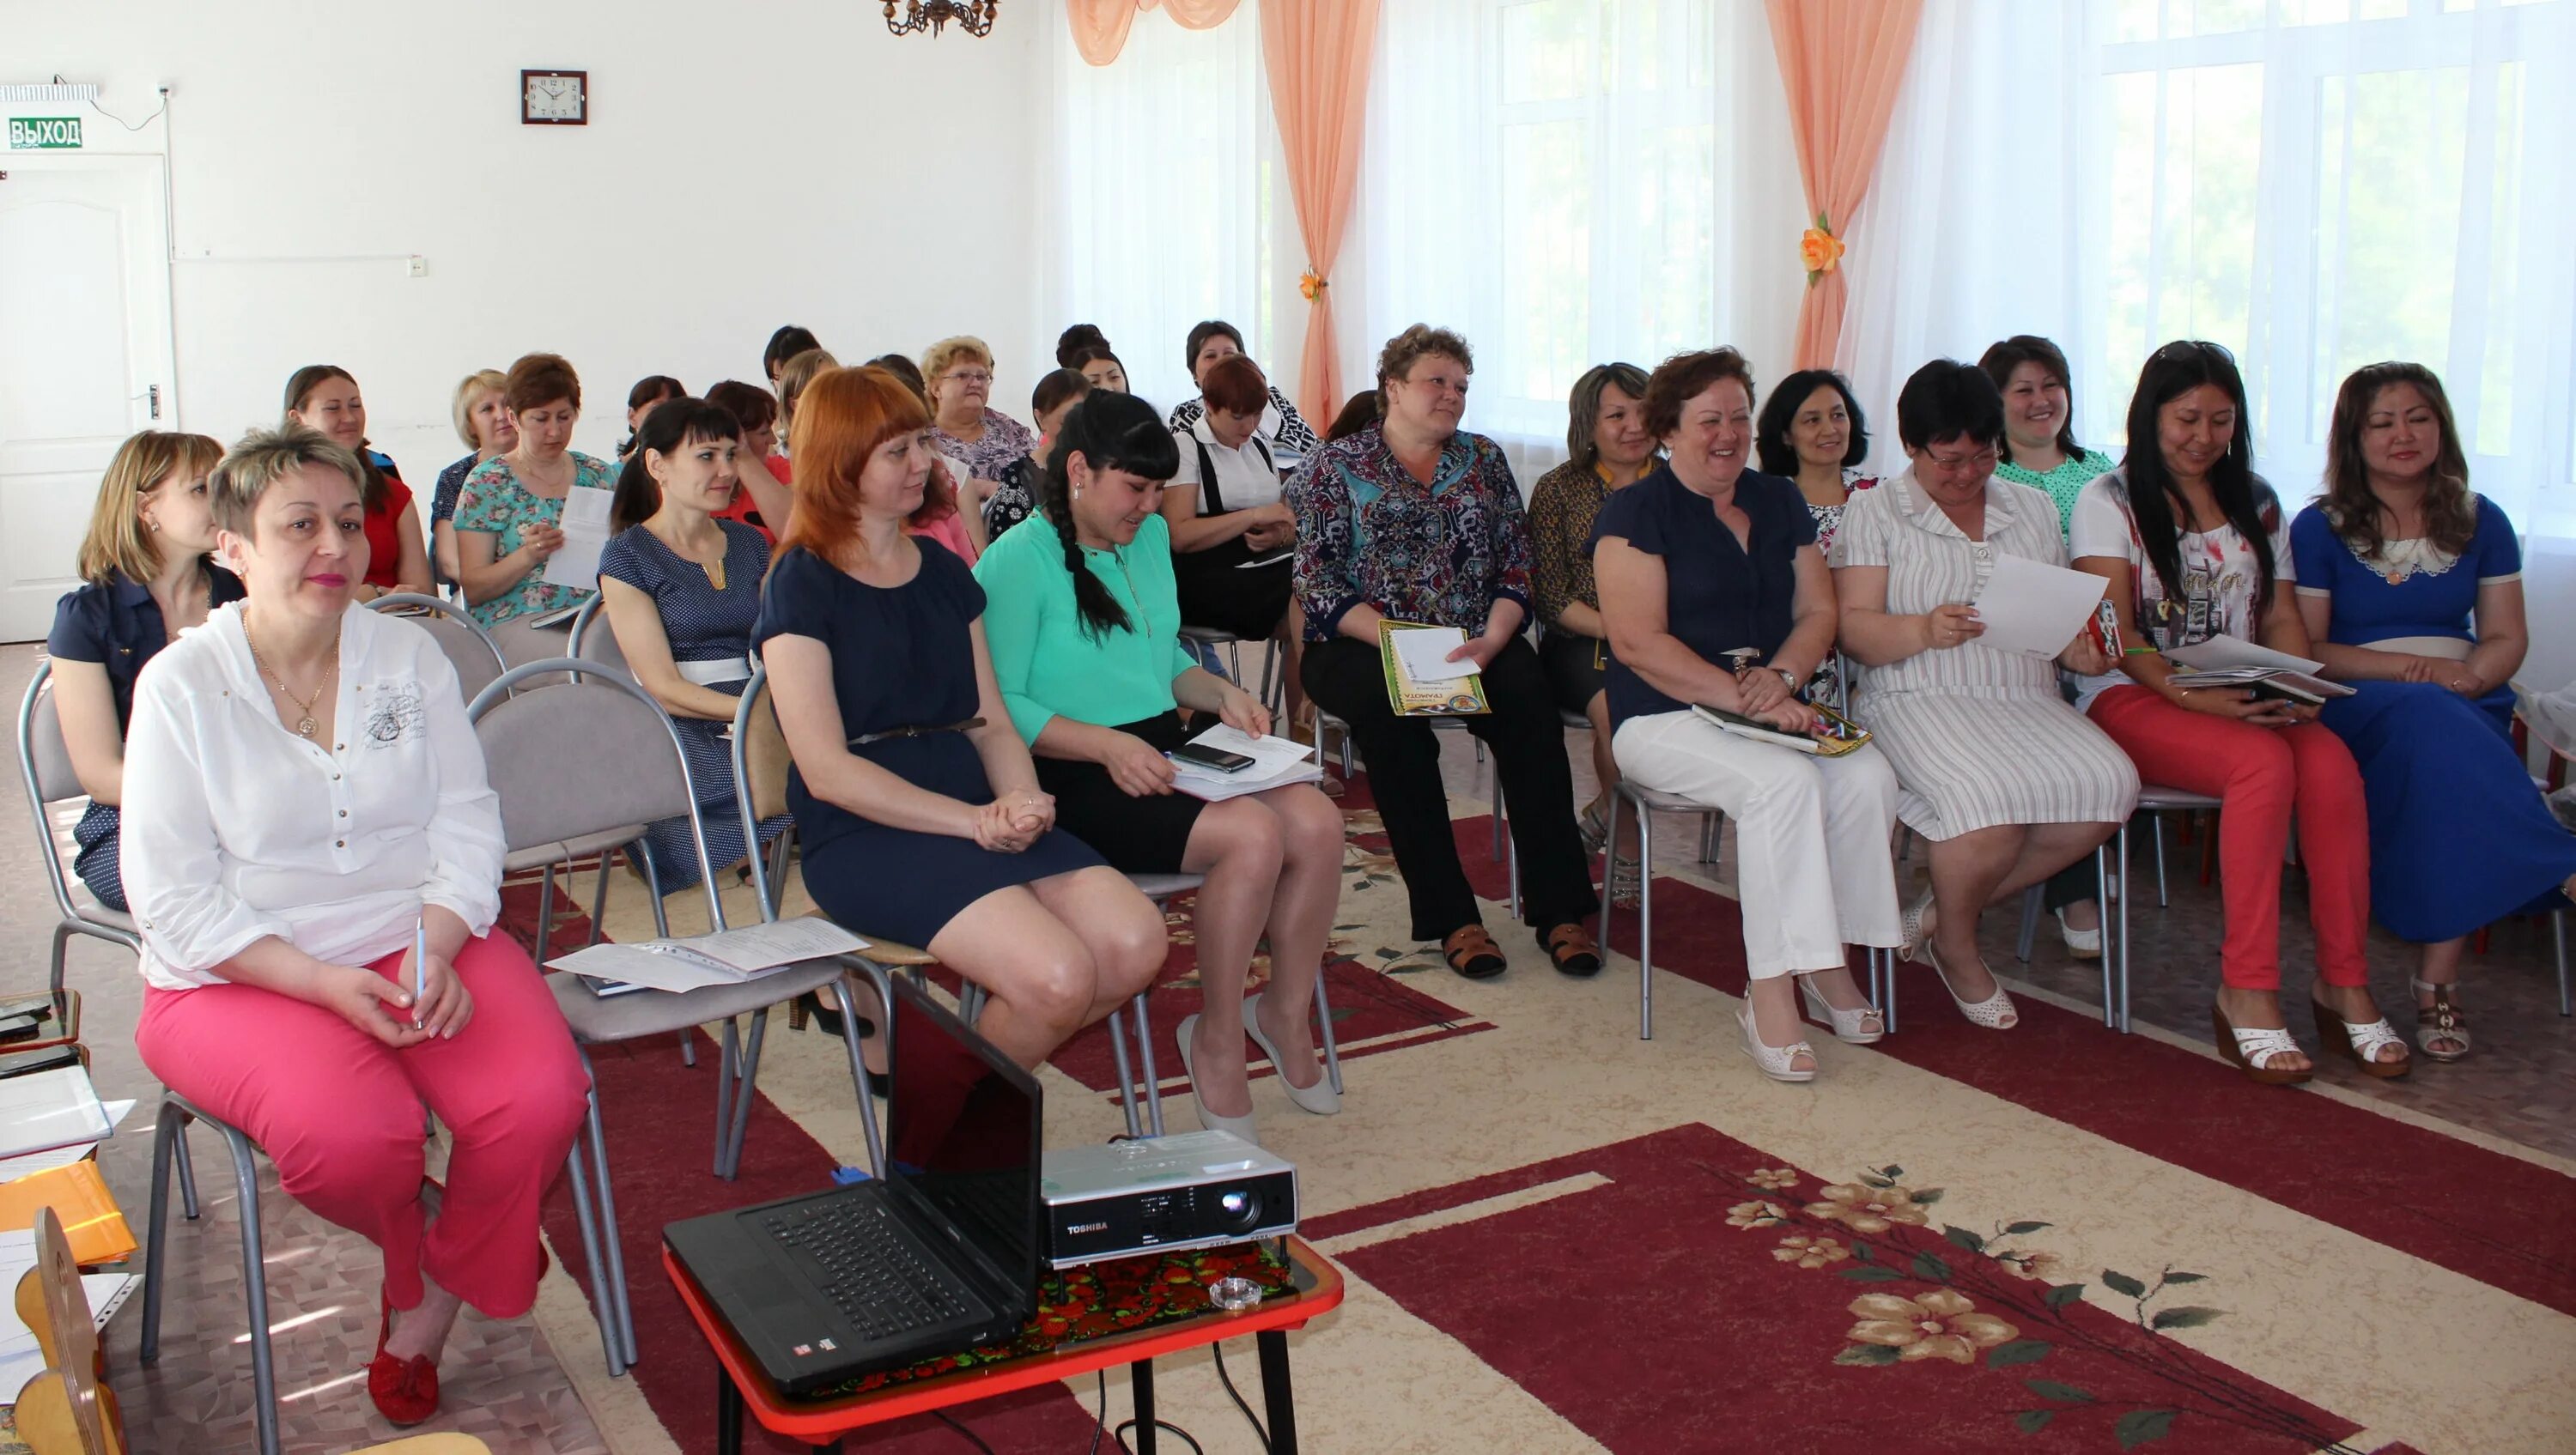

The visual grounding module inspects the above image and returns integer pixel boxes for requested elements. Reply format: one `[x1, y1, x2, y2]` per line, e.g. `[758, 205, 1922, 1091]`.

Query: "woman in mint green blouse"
[975, 391, 1343, 1146]
[1980, 335, 2119, 957]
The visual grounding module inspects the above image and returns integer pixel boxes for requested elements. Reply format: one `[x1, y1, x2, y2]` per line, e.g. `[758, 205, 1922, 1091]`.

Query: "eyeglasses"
[1924, 446, 2000, 473]
[945, 370, 993, 386]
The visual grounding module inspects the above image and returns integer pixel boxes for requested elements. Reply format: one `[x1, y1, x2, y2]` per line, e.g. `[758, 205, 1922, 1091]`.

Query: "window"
[1362, 0, 1724, 446]
[2087, 0, 2574, 521]
[1045, 9, 1273, 415]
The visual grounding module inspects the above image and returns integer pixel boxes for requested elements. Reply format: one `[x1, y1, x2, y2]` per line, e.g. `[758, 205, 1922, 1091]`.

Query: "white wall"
[11, 0, 1046, 474]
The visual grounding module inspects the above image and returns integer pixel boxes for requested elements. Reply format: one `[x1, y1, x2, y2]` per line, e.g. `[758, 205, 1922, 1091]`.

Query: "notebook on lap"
[663, 974, 1042, 1396]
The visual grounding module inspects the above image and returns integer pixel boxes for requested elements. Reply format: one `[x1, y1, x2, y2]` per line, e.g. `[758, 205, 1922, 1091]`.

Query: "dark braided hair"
[1039, 390, 1179, 640]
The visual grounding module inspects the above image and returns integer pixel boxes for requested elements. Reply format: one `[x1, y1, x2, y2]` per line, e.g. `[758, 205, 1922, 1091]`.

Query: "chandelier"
[884, 0, 997, 36]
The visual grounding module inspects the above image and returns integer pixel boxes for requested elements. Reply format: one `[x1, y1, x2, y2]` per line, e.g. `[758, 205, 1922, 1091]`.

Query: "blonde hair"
[920, 336, 994, 387]
[776, 348, 840, 429]
[450, 368, 509, 449]
[77, 432, 227, 585]
[209, 426, 366, 539]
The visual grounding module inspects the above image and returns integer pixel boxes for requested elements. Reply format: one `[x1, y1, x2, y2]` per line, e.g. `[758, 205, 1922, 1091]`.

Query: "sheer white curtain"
[1359, 0, 1732, 482]
[1834, 0, 2100, 476]
[1042, 4, 1273, 415]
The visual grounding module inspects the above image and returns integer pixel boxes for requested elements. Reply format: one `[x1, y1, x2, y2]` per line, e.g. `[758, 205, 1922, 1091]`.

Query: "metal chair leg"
[827, 974, 888, 1178]
[561, 1119, 627, 1377]
[719, 1009, 770, 1179]
[172, 1121, 199, 1221]
[2015, 883, 2043, 963]
[140, 1101, 182, 1365]
[533, 865, 557, 967]
[224, 1126, 281, 1455]
[1312, 972, 1343, 1096]
[713, 1019, 740, 1167]
[2115, 830, 2133, 1032]
[2557, 910, 2572, 1016]
[1636, 794, 1656, 1041]
[2153, 815, 2170, 909]
[48, 922, 69, 998]
[1106, 1013, 1145, 1138]
[586, 852, 617, 948]
[574, 1047, 640, 1365]
[1130, 994, 1165, 1137]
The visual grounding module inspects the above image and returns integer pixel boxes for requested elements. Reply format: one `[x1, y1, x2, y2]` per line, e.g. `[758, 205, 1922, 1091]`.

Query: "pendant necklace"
[243, 618, 341, 739]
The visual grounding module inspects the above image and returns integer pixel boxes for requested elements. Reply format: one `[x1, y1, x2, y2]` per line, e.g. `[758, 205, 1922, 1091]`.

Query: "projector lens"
[1216, 1188, 1261, 1232]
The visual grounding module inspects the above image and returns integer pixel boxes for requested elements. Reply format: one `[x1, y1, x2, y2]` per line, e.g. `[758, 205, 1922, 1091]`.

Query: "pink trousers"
[2087, 685, 2372, 992]
[137, 933, 589, 1319]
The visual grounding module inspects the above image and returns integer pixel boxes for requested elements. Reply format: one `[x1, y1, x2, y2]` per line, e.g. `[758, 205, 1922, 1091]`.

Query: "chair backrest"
[368, 595, 506, 705]
[731, 664, 796, 912]
[11, 1206, 118, 1455]
[565, 594, 629, 681]
[16, 666, 90, 923]
[468, 658, 726, 930]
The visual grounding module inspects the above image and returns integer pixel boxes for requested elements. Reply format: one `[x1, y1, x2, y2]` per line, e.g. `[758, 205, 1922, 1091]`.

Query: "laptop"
[663, 975, 1042, 1396]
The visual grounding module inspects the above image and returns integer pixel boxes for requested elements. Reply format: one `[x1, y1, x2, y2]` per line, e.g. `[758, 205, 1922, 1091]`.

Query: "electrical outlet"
[406, 254, 426, 278]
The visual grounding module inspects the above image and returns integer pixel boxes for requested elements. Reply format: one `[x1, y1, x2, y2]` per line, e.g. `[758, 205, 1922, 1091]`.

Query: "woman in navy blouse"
[1289, 324, 1600, 981]
[47, 431, 245, 911]
[2291, 361, 2576, 1060]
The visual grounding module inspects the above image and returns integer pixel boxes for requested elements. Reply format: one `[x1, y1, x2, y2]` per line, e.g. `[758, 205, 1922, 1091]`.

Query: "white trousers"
[1613, 710, 1905, 979]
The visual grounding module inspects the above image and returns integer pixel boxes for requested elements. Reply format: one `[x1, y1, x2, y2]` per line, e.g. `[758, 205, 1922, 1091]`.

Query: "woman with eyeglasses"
[2288, 361, 2576, 1062]
[2070, 341, 2405, 1084]
[1832, 361, 2136, 1032]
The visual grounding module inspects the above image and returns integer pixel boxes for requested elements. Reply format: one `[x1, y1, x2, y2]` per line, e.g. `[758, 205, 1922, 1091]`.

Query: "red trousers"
[2087, 686, 2372, 992]
[137, 933, 589, 1319]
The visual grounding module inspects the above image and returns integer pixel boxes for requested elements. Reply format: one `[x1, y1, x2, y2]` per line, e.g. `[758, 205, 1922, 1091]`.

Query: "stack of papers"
[2164, 639, 2354, 703]
[0, 1070, 115, 1162]
[547, 917, 870, 995]
[1171, 725, 1324, 803]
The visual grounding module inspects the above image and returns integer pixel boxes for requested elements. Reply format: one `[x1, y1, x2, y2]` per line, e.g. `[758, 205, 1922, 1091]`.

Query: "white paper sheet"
[545, 918, 868, 994]
[1389, 627, 1475, 683]
[1965, 555, 2109, 658]
[1172, 725, 1325, 801]
[2165, 636, 2326, 675]
[543, 486, 617, 591]
[0, 1069, 113, 1161]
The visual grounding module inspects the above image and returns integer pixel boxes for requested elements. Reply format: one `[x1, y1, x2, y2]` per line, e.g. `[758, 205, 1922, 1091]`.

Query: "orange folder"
[0, 1161, 136, 1266]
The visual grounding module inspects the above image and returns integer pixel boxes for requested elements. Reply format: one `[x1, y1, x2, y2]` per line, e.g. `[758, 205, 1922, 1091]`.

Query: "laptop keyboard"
[763, 1197, 975, 1343]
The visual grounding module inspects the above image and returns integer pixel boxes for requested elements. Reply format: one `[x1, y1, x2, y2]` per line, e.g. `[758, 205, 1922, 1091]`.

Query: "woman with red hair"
[755, 366, 1167, 1069]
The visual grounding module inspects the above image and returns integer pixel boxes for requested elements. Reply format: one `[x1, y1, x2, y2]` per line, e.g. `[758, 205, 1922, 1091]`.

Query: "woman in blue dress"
[596, 398, 791, 891]
[754, 364, 1169, 1070]
[2291, 361, 2576, 1061]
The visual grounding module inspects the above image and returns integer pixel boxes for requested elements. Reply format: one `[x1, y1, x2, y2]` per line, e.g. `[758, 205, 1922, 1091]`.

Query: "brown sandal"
[1541, 922, 1602, 978]
[1443, 925, 1508, 979]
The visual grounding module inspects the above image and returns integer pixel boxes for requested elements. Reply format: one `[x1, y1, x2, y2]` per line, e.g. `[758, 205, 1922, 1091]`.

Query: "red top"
[361, 473, 416, 591]
[714, 455, 789, 543]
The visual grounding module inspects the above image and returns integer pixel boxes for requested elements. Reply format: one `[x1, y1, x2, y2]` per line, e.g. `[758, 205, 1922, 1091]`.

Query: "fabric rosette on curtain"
[1261, 0, 1381, 427]
[1765, 0, 1925, 370]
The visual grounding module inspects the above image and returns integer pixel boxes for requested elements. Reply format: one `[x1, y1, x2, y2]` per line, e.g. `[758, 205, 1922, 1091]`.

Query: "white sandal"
[2210, 1003, 2312, 1085]
[1922, 940, 2018, 1030]
[1736, 1005, 1817, 1084]
[1898, 887, 1936, 965]
[1797, 977, 1884, 1044]
[2311, 997, 2411, 1079]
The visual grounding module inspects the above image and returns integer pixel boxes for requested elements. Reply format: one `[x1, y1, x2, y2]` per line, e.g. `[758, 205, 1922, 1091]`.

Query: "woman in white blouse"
[1832, 362, 2138, 1030]
[1161, 354, 1302, 717]
[120, 426, 589, 1428]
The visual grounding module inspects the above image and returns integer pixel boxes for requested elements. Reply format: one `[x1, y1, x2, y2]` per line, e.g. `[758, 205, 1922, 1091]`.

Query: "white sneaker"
[2053, 906, 2102, 961]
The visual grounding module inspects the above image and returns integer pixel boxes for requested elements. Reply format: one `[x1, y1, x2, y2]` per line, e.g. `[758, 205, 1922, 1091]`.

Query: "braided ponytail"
[1040, 391, 1180, 640]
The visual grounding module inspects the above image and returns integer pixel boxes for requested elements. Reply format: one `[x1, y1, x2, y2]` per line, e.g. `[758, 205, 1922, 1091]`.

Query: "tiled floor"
[7, 639, 2570, 1455]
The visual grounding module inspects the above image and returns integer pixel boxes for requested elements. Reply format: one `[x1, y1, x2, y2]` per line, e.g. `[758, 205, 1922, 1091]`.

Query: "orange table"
[665, 1237, 1345, 1454]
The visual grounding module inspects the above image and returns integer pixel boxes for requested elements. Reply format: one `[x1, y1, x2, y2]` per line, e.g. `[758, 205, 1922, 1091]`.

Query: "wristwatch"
[1771, 666, 1800, 690]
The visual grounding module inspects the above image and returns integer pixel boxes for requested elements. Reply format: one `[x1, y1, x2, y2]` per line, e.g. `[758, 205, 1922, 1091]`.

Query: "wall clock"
[521, 70, 587, 126]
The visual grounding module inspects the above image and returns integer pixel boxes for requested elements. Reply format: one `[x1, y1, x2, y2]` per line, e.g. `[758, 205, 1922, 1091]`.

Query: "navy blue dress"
[598, 520, 789, 891]
[45, 564, 247, 910]
[752, 540, 1101, 949]
[2291, 497, 2576, 941]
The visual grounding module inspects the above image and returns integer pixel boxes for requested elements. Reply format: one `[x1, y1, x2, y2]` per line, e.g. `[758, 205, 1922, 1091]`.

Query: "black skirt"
[1036, 711, 1209, 875]
[1173, 545, 1292, 640]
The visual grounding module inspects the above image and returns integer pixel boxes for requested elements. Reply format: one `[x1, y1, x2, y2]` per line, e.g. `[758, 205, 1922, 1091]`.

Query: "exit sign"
[8, 118, 82, 149]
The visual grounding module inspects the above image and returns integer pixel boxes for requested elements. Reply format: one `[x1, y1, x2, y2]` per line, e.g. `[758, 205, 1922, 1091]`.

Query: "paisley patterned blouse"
[1286, 424, 1534, 642]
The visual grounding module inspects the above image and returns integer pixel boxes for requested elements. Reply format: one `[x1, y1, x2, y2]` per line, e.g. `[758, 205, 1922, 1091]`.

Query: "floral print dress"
[1805, 467, 1880, 707]
[452, 451, 616, 627]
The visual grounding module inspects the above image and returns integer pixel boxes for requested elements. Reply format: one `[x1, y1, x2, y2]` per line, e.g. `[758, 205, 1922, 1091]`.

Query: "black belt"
[849, 717, 984, 747]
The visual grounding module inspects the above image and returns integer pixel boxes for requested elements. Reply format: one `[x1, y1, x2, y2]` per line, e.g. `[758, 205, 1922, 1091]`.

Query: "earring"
[147, 520, 161, 532]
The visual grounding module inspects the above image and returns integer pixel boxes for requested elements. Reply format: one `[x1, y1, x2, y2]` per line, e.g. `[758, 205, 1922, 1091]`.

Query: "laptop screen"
[884, 978, 1042, 1294]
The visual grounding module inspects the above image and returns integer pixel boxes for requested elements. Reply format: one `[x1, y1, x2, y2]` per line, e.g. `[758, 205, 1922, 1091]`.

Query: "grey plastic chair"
[471, 658, 881, 1375]
[138, 1093, 283, 1455]
[565, 592, 631, 682]
[368, 592, 507, 706]
[1178, 625, 1285, 712]
[15, 663, 138, 995]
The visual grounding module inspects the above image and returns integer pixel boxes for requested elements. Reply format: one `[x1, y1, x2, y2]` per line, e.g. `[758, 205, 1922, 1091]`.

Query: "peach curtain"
[1261, 0, 1381, 426]
[1067, 0, 1245, 66]
[1764, 0, 1925, 369]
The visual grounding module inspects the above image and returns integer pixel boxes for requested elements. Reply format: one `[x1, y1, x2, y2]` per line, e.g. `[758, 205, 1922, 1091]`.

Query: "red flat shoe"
[368, 1289, 440, 1426]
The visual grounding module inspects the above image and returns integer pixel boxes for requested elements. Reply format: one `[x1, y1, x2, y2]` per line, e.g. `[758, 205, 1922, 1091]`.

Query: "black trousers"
[1303, 634, 1595, 941]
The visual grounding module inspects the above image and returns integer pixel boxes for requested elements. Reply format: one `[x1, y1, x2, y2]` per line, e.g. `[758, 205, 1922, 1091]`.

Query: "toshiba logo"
[1066, 1222, 1109, 1235]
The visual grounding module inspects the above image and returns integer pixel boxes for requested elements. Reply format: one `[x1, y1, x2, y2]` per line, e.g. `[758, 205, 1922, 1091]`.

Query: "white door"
[0, 155, 174, 642]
